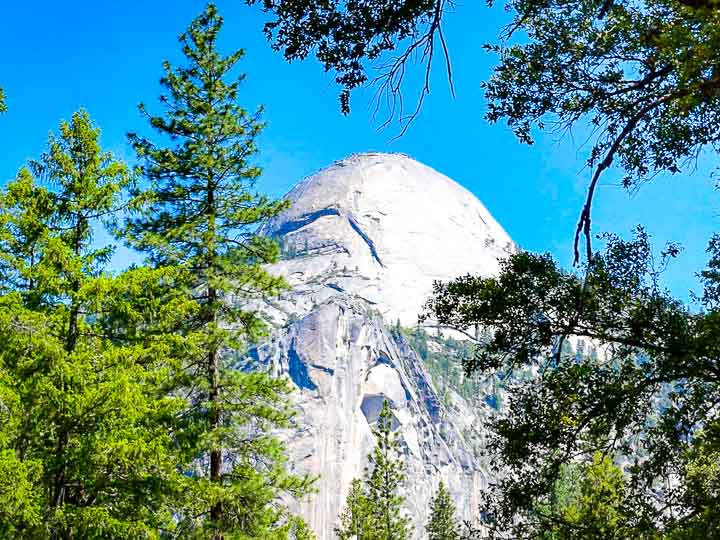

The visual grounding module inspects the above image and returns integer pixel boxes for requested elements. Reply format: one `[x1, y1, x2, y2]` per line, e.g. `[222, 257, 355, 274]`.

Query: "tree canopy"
[424, 229, 720, 536]
[247, 0, 452, 123]
[124, 4, 312, 538]
[0, 110, 185, 538]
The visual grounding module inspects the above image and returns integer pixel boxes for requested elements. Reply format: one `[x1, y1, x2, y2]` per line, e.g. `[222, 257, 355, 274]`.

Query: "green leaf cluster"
[246, 0, 441, 115]
[536, 454, 638, 540]
[426, 229, 720, 537]
[0, 110, 182, 538]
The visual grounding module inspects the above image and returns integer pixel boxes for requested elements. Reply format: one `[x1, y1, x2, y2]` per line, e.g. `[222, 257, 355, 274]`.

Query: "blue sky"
[1, 0, 717, 301]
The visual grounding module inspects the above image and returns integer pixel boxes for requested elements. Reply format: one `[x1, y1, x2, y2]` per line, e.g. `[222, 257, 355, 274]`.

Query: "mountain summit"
[262, 152, 515, 326]
[252, 153, 513, 539]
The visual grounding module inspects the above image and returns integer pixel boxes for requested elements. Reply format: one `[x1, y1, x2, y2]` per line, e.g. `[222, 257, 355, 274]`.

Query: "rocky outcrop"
[253, 298, 487, 538]
[249, 153, 513, 539]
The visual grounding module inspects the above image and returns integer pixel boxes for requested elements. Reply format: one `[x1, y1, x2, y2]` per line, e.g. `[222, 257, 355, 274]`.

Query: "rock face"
[260, 152, 514, 326]
[251, 153, 514, 539]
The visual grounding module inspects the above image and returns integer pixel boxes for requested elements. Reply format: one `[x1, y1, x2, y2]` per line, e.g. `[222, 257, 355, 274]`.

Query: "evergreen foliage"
[366, 401, 410, 540]
[334, 479, 372, 540]
[426, 482, 460, 540]
[536, 454, 634, 539]
[335, 401, 410, 540]
[403, 327, 480, 403]
[0, 87, 6, 113]
[0, 110, 182, 538]
[288, 516, 317, 540]
[122, 4, 312, 538]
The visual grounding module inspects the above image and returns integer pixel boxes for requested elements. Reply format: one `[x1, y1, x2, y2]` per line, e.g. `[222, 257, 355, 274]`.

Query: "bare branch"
[369, 0, 456, 136]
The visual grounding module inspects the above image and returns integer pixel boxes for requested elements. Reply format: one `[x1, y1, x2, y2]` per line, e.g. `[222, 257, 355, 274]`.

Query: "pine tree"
[563, 454, 629, 539]
[124, 4, 312, 538]
[365, 400, 411, 540]
[289, 516, 317, 540]
[535, 453, 632, 539]
[0, 110, 183, 537]
[335, 478, 372, 540]
[391, 318, 402, 340]
[335, 402, 409, 540]
[426, 482, 460, 540]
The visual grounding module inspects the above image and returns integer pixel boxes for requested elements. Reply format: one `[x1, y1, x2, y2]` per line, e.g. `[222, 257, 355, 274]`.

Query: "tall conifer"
[335, 401, 409, 540]
[0, 110, 181, 537]
[366, 401, 410, 540]
[124, 4, 312, 538]
[335, 478, 372, 540]
[426, 482, 460, 540]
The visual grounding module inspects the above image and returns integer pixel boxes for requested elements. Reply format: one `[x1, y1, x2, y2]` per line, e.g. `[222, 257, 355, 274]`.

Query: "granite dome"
[263, 152, 515, 326]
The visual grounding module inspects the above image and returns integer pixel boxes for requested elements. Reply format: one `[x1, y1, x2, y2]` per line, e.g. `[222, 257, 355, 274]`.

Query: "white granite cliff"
[249, 153, 515, 539]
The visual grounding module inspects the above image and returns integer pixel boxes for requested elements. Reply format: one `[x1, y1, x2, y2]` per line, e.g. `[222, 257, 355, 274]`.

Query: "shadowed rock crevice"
[361, 394, 401, 428]
[347, 215, 384, 268]
[288, 346, 317, 391]
[273, 207, 341, 237]
[309, 364, 335, 376]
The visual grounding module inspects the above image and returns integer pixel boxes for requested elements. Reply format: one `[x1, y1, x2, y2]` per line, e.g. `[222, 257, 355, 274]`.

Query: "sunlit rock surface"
[259, 152, 514, 326]
[250, 153, 515, 539]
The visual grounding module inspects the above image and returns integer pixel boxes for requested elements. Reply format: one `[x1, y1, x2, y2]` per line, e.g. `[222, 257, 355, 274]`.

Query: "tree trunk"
[52, 216, 85, 509]
[206, 178, 223, 540]
[209, 303, 223, 539]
